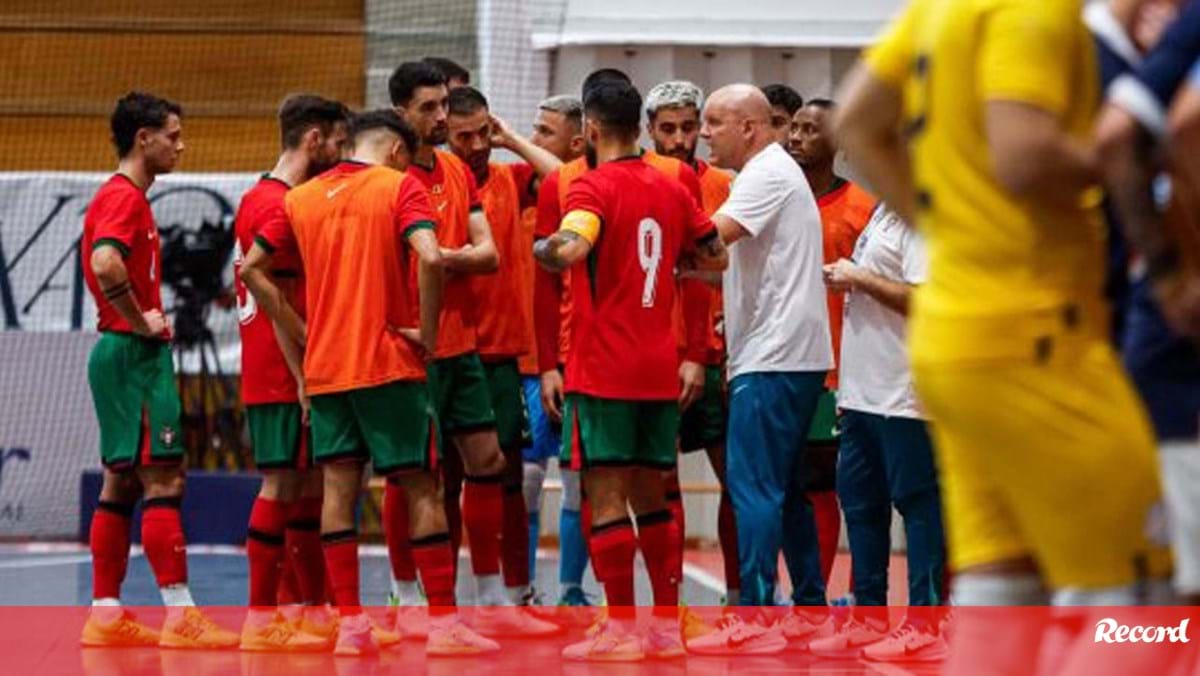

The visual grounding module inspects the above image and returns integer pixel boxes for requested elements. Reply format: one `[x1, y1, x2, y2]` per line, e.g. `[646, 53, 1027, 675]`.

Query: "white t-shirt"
[838, 206, 928, 419]
[718, 142, 833, 379]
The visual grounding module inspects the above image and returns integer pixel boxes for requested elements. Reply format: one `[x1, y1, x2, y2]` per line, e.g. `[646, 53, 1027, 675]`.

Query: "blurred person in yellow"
[835, 0, 1164, 667]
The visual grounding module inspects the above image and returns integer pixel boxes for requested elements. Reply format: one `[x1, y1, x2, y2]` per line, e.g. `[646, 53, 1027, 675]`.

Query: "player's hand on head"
[489, 115, 514, 147]
[540, 370, 565, 422]
[678, 360, 705, 410]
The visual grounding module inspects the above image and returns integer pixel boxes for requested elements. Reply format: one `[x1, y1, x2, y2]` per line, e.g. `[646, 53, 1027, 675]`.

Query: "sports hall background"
[0, 0, 897, 550]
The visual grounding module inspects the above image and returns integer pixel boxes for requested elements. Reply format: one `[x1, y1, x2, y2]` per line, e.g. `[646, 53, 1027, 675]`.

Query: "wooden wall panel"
[0, 116, 285, 172]
[0, 1, 365, 170]
[0, 33, 364, 117]
[1, 1, 362, 26]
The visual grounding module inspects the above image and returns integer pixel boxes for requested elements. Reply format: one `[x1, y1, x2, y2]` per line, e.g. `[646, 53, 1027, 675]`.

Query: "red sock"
[663, 473, 685, 580]
[384, 481, 417, 582]
[636, 511, 680, 616]
[502, 484, 530, 589]
[141, 497, 188, 587]
[247, 496, 289, 607]
[718, 491, 741, 594]
[461, 475, 503, 576]
[277, 556, 301, 606]
[321, 531, 360, 615]
[286, 496, 326, 604]
[90, 501, 132, 599]
[591, 518, 636, 617]
[442, 455, 464, 579]
[412, 533, 457, 615]
[810, 491, 840, 585]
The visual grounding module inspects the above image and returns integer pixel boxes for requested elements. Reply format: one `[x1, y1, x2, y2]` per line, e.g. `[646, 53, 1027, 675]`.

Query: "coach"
[700, 85, 834, 608]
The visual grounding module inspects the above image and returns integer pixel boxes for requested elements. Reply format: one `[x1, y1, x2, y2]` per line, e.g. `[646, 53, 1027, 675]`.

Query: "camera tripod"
[170, 299, 245, 470]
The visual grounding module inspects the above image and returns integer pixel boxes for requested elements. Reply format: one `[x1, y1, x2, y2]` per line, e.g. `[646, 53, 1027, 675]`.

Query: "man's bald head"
[707, 84, 771, 123]
[701, 84, 774, 171]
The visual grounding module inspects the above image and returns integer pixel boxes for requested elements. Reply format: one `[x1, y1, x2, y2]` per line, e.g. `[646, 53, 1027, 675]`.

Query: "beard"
[585, 143, 597, 168]
[426, 125, 448, 147]
[663, 145, 695, 164]
[468, 149, 491, 179]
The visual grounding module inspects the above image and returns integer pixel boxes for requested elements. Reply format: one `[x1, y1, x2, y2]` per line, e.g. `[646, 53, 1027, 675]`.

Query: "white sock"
[476, 574, 508, 606]
[91, 598, 121, 622]
[391, 578, 424, 605]
[161, 583, 195, 620]
[506, 585, 529, 605]
[951, 572, 1047, 606]
[945, 573, 1049, 676]
[1051, 584, 1138, 606]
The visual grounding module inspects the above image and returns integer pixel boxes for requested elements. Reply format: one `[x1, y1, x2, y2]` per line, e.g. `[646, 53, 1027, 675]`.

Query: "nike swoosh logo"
[726, 632, 760, 649]
[436, 202, 447, 212]
[326, 184, 348, 199]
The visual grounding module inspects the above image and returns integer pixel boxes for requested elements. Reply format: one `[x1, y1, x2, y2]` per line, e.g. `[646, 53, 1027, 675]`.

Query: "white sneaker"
[641, 618, 685, 659]
[808, 617, 890, 658]
[774, 611, 834, 650]
[862, 622, 948, 663]
[562, 620, 644, 662]
[426, 616, 501, 656]
[471, 606, 562, 637]
[392, 605, 429, 641]
[333, 613, 379, 657]
[685, 614, 787, 656]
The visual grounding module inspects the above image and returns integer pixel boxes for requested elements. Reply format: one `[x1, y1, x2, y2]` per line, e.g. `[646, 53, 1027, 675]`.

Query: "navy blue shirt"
[1105, 0, 1200, 441]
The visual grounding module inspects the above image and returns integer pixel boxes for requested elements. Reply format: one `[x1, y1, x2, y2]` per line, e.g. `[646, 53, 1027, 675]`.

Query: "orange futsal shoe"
[240, 612, 331, 652]
[371, 617, 403, 648]
[297, 606, 339, 643]
[160, 607, 240, 649]
[80, 609, 161, 647]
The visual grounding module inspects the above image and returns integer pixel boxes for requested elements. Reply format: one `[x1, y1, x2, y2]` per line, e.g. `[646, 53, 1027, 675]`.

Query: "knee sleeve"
[523, 461, 547, 512]
[561, 468, 582, 511]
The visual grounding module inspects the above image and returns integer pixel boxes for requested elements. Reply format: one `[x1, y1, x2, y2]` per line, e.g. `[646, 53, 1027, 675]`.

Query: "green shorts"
[807, 388, 839, 443]
[87, 332, 184, 470]
[310, 379, 440, 475]
[803, 387, 840, 491]
[561, 394, 679, 470]
[680, 365, 727, 453]
[482, 359, 531, 450]
[247, 402, 312, 470]
[429, 352, 496, 434]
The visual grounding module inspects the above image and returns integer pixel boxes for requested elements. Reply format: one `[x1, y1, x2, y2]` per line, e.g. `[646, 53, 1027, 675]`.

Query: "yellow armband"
[560, 209, 602, 244]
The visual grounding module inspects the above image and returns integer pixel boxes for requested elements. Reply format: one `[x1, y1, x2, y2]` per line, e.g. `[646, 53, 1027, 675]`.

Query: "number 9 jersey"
[558, 156, 717, 401]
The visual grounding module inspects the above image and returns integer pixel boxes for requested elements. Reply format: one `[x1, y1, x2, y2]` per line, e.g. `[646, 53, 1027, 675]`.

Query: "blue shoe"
[558, 586, 593, 607]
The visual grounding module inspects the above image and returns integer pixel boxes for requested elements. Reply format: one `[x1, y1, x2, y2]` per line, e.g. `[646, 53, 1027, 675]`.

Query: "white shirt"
[718, 142, 833, 378]
[838, 206, 928, 419]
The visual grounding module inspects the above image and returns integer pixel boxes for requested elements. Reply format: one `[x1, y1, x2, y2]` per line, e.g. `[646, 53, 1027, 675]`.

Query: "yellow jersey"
[865, 0, 1105, 361]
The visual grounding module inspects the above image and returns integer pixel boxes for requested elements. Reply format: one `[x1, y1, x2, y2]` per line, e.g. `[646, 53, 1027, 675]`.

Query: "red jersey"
[260, 161, 436, 395]
[233, 176, 304, 405]
[534, 153, 710, 372]
[82, 174, 166, 338]
[407, 149, 482, 359]
[473, 162, 537, 359]
[560, 157, 716, 400]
